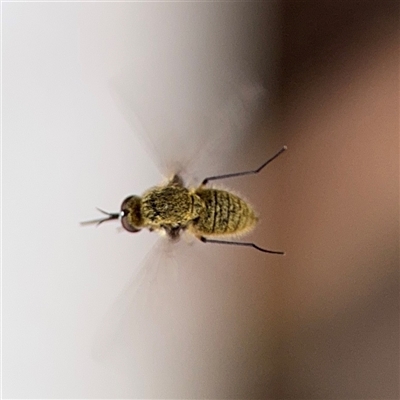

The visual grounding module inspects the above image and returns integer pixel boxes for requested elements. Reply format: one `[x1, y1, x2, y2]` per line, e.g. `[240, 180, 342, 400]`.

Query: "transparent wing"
[109, 69, 269, 186]
[91, 235, 232, 398]
[91, 235, 211, 365]
[91, 237, 175, 362]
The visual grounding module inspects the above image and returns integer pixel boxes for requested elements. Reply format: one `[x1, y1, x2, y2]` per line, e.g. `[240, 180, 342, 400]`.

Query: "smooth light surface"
[3, 3, 280, 398]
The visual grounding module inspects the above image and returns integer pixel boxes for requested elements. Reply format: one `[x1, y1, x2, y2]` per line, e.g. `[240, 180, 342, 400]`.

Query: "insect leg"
[163, 225, 182, 240]
[199, 236, 285, 255]
[168, 174, 184, 187]
[201, 145, 287, 185]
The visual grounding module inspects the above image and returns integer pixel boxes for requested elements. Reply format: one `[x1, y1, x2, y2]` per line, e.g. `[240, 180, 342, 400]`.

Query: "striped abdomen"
[191, 188, 257, 237]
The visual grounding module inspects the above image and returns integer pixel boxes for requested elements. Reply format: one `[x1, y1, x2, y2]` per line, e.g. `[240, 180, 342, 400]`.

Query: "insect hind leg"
[201, 145, 287, 185]
[199, 236, 285, 255]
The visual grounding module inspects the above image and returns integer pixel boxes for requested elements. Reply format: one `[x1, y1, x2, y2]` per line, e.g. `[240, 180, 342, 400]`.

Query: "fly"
[81, 146, 287, 254]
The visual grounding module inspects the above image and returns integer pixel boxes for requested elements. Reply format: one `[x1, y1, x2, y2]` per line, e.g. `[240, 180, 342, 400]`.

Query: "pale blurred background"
[3, 1, 398, 399]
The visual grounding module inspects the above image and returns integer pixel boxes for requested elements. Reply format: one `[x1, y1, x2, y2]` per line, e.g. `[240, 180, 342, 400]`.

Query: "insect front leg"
[163, 225, 183, 241]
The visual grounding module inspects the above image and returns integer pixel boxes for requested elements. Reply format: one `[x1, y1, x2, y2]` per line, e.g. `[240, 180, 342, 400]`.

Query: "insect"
[81, 145, 287, 254]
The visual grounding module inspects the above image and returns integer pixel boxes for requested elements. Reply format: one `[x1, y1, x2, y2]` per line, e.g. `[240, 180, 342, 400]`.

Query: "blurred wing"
[91, 235, 207, 364]
[109, 70, 268, 186]
[91, 237, 173, 362]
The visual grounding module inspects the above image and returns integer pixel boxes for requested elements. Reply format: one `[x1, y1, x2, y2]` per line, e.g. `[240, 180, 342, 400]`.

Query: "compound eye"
[121, 212, 141, 233]
[120, 196, 142, 233]
[121, 196, 134, 210]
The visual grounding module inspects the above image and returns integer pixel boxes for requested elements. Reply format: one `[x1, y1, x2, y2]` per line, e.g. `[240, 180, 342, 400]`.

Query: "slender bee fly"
[82, 146, 287, 254]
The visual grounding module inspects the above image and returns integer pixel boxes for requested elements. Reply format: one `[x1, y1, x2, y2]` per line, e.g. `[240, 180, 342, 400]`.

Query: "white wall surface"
[3, 3, 280, 398]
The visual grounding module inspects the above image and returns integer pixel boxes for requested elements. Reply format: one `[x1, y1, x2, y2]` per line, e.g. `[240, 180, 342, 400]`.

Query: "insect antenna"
[80, 208, 121, 226]
[200, 237, 285, 255]
[202, 145, 287, 185]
